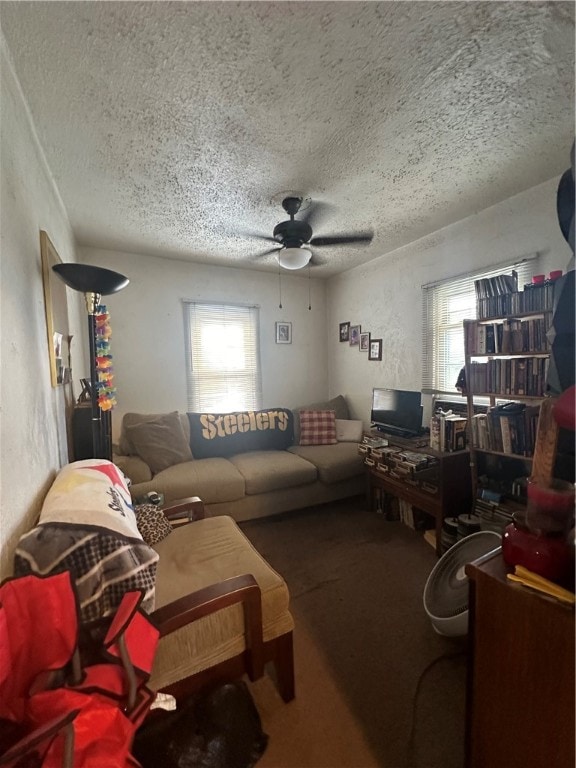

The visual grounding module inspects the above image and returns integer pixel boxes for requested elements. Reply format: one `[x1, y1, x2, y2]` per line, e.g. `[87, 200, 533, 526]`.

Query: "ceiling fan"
[248, 196, 374, 270]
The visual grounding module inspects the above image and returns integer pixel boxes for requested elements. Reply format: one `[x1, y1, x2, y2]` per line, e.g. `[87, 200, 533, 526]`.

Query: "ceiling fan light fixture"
[279, 247, 312, 270]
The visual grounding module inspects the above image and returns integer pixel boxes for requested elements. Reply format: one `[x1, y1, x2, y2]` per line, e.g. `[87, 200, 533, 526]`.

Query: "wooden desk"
[364, 443, 471, 556]
[465, 553, 575, 768]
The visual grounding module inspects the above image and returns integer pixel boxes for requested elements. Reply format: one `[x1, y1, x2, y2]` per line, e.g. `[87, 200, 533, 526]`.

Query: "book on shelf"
[398, 499, 414, 528]
[465, 317, 550, 356]
[467, 357, 548, 397]
[429, 415, 441, 451]
[470, 402, 540, 456]
[446, 416, 467, 452]
[474, 271, 518, 300]
[429, 412, 467, 452]
[473, 496, 514, 534]
[475, 275, 555, 320]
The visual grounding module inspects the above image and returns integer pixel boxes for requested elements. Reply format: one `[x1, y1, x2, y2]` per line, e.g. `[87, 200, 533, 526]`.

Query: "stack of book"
[429, 412, 467, 452]
[398, 500, 431, 531]
[465, 317, 550, 355]
[475, 272, 555, 320]
[467, 357, 549, 396]
[474, 271, 518, 319]
[473, 489, 519, 534]
[470, 402, 540, 455]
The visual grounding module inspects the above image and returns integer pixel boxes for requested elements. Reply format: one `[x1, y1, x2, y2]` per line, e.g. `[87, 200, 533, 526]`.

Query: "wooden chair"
[147, 498, 295, 703]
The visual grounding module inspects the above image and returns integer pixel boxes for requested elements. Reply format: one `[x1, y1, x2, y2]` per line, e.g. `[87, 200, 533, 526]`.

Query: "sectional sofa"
[113, 395, 365, 522]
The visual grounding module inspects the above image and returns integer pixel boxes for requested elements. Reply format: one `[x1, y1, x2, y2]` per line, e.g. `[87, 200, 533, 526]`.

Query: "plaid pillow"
[299, 410, 337, 446]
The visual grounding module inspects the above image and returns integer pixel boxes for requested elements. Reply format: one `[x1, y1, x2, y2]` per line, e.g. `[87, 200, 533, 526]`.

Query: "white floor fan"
[423, 531, 502, 636]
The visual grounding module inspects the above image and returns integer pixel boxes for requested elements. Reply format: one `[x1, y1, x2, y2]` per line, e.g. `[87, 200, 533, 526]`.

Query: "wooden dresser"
[465, 553, 575, 768]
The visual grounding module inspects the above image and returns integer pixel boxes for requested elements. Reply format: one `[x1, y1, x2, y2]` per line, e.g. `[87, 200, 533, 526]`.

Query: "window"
[422, 258, 537, 396]
[184, 302, 262, 412]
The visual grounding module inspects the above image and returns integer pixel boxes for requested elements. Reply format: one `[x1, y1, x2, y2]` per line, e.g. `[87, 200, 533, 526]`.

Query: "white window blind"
[422, 258, 537, 395]
[184, 302, 262, 412]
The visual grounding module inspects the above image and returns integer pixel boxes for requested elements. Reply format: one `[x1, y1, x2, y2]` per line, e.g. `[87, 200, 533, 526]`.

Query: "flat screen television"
[370, 388, 423, 437]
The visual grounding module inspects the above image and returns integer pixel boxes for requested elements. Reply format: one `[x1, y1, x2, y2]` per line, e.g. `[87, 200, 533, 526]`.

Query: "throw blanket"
[14, 459, 159, 623]
[188, 408, 294, 458]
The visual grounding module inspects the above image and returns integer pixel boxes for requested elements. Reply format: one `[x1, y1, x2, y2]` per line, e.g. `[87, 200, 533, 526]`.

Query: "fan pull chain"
[308, 262, 312, 310]
[278, 261, 283, 309]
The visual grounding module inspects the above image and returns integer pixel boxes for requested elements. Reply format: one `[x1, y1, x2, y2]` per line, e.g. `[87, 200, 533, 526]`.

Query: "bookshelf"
[463, 278, 554, 524]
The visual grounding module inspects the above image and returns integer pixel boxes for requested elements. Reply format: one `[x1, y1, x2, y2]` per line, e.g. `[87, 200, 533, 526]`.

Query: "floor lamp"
[52, 263, 129, 459]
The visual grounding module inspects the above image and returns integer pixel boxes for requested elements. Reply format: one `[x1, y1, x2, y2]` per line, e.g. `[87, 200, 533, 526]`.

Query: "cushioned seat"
[18, 461, 296, 704]
[228, 450, 317, 495]
[140, 458, 245, 504]
[150, 516, 294, 692]
[288, 442, 365, 484]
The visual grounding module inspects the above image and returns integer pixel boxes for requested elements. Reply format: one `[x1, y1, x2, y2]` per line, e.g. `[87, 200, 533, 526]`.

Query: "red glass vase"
[502, 512, 574, 589]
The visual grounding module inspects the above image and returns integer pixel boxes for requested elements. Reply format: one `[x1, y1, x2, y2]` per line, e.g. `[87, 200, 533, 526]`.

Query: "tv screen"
[371, 388, 423, 436]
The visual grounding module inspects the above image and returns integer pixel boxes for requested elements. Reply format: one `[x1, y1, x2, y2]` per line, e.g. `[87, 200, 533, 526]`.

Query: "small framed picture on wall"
[368, 338, 382, 361]
[339, 322, 350, 342]
[349, 325, 361, 346]
[359, 332, 370, 351]
[276, 322, 292, 344]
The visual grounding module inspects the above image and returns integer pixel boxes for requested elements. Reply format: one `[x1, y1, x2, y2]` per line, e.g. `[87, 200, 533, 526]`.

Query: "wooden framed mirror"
[40, 230, 70, 387]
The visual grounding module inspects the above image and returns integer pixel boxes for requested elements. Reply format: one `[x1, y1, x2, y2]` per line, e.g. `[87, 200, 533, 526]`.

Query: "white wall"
[78, 247, 328, 436]
[0, 38, 85, 578]
[327, 177, 573, 427]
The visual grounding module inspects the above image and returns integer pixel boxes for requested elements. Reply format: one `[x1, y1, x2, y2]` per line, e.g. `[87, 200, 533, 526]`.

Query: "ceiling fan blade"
[253, 246, 282, 259]
[310, 232, 373, 247]
[238, 229, 277, 243]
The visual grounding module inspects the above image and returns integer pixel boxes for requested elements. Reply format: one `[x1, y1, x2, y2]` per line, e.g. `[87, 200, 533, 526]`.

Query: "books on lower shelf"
[470, 402, 540, 456]
[473, 489, 523, 534]
[429, 413, 467, 452]
[398, 500, 431, 531]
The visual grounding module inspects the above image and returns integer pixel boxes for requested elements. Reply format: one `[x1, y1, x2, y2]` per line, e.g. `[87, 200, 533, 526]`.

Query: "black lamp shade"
[52, 263, 129, 295]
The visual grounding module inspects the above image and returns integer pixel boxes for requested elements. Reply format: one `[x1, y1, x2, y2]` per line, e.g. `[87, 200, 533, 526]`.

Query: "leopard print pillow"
[133, 503, 173, 546]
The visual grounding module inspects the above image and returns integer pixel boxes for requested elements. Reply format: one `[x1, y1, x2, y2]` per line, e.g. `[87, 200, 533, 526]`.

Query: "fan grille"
[424, 531, 501, 619]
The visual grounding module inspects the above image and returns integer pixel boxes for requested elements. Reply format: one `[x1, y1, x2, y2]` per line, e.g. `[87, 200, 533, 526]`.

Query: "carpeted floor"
[240, 499, 468, 768]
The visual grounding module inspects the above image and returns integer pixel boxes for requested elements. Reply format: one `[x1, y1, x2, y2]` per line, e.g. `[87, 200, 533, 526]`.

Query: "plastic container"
[549, 270, 563, 281]
[531, 274, 545, 285]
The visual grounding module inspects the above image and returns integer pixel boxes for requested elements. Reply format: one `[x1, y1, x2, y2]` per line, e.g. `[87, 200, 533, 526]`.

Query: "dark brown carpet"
[241, 498, 467, 768]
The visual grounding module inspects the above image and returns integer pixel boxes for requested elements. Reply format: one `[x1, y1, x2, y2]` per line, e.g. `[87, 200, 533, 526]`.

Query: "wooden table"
[465, 553, 575, 768]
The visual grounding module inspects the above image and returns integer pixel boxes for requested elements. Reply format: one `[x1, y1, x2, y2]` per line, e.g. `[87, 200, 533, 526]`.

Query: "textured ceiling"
[1, 1, 574, 276]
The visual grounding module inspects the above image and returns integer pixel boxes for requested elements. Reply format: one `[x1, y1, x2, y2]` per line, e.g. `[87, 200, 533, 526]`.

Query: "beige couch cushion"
[140, 458, 245, 504]
[126, 411, 193, 474]
[119, 412, 190, 456]
[149, 516, 294, 691]
[228, 450, 317, 495]
[335, 419, 364, 442]
[288, 442, 364, 484]
[113, 454, 153, 485]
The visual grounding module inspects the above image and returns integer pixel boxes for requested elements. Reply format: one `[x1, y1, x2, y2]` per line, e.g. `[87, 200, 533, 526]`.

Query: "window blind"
[421, 257, 537, 395]
[183, 302, 262, 412]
